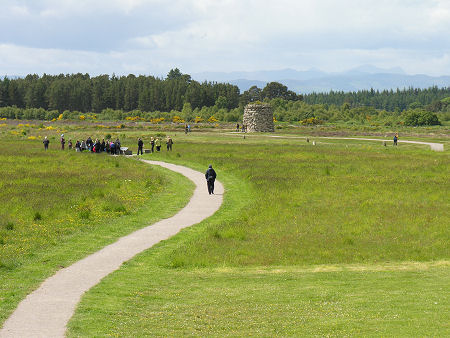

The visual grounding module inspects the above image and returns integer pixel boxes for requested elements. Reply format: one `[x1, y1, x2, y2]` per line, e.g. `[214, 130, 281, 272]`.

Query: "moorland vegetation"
[0, 119, 448, 335]
[67, 130, 449, 336]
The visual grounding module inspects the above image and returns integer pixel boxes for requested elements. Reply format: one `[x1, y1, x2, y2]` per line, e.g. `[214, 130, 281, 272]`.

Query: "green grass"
[68, 261, 449, 337]
[0, 137, 194, 325]
[67, 130, 448, 336]
[141, 134, 449, 267]
[1, 122, 448, 336]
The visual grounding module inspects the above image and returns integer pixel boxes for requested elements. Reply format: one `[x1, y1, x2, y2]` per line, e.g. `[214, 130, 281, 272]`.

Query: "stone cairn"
[243, 103, 274, 132]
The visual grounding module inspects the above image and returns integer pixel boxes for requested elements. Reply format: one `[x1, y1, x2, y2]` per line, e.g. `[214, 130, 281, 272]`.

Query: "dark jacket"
[205, 168, 217, 182]
[138, 139, 144, 147]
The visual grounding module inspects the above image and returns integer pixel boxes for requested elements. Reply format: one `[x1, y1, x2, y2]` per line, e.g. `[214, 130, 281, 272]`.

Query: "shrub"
[33, 212, 42, 221]
[404, 110, 441, 126]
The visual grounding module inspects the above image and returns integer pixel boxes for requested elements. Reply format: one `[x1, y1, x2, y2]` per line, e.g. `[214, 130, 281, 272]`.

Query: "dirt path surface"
[0, 160, 223, 338]
[230, 133, 445, 151]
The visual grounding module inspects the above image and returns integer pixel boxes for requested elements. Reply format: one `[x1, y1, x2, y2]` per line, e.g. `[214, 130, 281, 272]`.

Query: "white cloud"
[0, 0, 450, 76]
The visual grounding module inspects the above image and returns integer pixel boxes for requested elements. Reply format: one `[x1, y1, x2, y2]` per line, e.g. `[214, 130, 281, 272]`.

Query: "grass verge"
[68, 132, 448, 336]
[0, 139, 194, 325]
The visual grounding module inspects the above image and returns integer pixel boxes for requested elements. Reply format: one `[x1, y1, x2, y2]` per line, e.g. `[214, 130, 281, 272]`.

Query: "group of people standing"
[44, 135, 122, 154]
[43, 135, 174, 154]
[236, 123, 247, 132]
[43, 134, 217, 196]
[137, 136, 173, 155]
[74, 137, 122, 154]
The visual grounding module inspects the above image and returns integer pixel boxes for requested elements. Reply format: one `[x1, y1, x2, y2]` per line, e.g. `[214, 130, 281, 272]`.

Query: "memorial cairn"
[243, 103, 274, 132]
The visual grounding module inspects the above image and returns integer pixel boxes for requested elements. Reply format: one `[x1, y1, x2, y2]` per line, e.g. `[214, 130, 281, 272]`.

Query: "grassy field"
[0, 132, 194, 324]
[68, 262, 449, 337]
[1, 120, 449, 336]
[68, 128, 448, 336]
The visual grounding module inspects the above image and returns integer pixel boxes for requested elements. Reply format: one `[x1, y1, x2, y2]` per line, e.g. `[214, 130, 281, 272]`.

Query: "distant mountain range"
[192, 65, 450, 94]
[3, 67, 450, 94]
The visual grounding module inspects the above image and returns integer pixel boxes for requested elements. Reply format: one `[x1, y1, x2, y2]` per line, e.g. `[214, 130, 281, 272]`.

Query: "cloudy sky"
[1, 0, 449, 77]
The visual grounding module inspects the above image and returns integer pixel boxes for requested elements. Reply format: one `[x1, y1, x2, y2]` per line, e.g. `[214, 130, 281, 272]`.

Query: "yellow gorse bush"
[208, 116, 218, 123]
[172, 115, 185, 123]
[300, 117, 322, 125]
[150, 117, 165, 124]
[125, 116, 143, 121]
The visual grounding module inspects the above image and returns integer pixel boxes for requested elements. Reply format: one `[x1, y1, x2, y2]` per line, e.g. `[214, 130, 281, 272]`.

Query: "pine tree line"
[304, 87, 450, 111]
[0, 70, 240, 114]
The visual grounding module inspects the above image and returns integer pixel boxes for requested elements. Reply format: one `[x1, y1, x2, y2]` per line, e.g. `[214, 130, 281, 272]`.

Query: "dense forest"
[304, 87, 450, 111]
[0, 69, 240, 113]
[0, 70, 448, 126]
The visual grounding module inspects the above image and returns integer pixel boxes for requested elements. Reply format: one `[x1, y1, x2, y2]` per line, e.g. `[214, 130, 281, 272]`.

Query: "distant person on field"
[155, 138, 161, 151]
[43, 136, 49, 150]
[166, 136, 173, 151]
[185, 124, 188, 134]
[68, 139, 73, 150]
[75, 140, 81, 152]
[138, 138, 144, 155]
[60, 134, 65, 150]
[205, 164, 217, 195]
[101, 139, 106, 152]
[94, 139, 100, 153]
[86, 136, 93, 151]
[115, 138, 121, 154]
[236, 123, 239, 132]
[150, 137, 155, 153]
[80, 140, 86, 151]
[110, 141, 115, 155]
[393, 133, 398, 146]
[188, 124, 191, 132]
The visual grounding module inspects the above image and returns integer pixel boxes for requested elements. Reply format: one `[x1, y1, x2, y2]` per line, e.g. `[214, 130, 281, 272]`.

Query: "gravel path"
[230, 133, 445, 151]
[0, 160, 223, 338]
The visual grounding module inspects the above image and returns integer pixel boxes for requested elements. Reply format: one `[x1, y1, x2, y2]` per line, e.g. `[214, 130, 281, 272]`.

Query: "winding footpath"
[231, 133, 445, 151]
[0, 160, 223, 338]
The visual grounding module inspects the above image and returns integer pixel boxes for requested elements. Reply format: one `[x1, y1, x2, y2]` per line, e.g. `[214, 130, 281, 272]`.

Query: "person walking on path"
[60, 134, 65, 150]
[393, 133, 398, 146]
[43, 136, 49, 150]
[137, 138, 144, 155]
[205, 164, 217, 195]
[166, 136, 173, 151]
[155, 138, 161, 151]
[150, 137, 155, 153]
